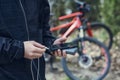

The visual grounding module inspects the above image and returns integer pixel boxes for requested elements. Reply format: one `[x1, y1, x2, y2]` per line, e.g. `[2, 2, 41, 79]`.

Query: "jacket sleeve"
[0, 37, 24, 64]
[42, 0, 56, 47]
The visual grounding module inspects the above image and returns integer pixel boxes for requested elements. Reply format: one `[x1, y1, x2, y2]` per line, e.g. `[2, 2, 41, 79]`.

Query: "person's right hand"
[23, 41, 46, 60]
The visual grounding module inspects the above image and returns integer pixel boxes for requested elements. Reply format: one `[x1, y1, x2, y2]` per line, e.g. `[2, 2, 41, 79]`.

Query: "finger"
[53, 49, 62, 57]
[53, 37, 67, 45]
[57, 49, 62, 57]
[33, 47, 46, 53]
[53, 51, 58, 56]
[58, 37, 67, 42]
[62, 50, 67, 57]
[32, 53, 43, 59]
[31, 41, 45, 48]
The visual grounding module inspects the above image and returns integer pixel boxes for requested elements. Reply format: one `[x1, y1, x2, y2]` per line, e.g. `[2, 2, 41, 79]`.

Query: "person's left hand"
[53, 37, 67, 57]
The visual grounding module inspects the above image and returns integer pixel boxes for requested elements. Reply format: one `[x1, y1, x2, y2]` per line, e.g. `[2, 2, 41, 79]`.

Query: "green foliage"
[49, 0, 120, 36]
[100, 0, 120, 35]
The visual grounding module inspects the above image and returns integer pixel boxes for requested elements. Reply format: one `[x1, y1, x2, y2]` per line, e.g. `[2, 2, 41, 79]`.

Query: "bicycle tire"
[86, 22, 113, 50]
[61, 37, 111, 80]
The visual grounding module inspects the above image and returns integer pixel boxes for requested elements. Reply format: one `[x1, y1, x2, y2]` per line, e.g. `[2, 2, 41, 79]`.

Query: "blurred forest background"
[48, 0, 120, 47]
[46, 0, 120, 80]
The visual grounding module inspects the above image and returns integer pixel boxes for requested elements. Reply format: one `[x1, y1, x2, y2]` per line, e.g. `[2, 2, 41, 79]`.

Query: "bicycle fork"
[77, 26, 93, 68]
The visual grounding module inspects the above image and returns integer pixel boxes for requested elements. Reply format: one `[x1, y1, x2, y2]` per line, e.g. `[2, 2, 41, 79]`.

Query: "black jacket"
[0, 0, 54, 80]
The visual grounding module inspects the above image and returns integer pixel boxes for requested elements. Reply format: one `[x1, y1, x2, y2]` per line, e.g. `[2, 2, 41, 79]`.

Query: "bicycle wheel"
[86, 22, 113, 50]
[61, 37, 111, 80]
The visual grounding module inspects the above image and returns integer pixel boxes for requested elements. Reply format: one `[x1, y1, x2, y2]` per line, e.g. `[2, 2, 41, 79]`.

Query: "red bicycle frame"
[50, 12, 93, 38]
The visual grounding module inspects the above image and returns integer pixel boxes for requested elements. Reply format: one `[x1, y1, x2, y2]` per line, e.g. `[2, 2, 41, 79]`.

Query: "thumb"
[54, 37, 67, 45]
[58, 37, 67, 42]
[31, 41, 45, 48]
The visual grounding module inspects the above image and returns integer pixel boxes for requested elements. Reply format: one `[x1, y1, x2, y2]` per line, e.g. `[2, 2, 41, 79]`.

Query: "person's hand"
[24, 41, 46, 60]
[53, 37, 67, 57]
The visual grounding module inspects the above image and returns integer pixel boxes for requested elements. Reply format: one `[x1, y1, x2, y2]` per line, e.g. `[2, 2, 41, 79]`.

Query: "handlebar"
[74, 0, 85, 6]
[74, 0, 91, 13]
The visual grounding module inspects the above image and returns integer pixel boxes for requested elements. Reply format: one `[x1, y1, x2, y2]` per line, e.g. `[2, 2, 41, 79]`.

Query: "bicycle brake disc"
[78, 54, 93, 68]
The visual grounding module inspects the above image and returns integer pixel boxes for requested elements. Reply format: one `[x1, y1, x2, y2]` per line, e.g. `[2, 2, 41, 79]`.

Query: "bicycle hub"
[78, 54, 93, 68]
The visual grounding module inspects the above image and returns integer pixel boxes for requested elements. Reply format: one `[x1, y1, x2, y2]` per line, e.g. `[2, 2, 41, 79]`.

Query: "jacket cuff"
[14, 41, 24, 59]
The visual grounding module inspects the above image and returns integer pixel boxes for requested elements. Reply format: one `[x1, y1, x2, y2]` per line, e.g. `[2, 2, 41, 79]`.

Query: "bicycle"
[47, 0, 111, 80]
[50, 0, 113, 50]
[48, 19, 111, 80]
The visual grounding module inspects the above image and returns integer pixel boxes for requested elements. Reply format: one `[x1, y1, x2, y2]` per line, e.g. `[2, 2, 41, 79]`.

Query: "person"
[0, 0, 66, 80]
